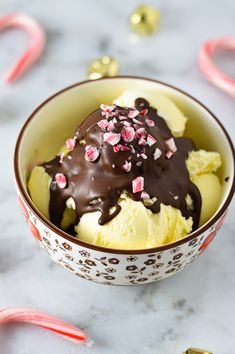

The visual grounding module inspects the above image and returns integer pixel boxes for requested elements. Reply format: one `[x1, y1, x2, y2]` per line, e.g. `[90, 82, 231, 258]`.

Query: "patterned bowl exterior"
[17, 189, 228, 285]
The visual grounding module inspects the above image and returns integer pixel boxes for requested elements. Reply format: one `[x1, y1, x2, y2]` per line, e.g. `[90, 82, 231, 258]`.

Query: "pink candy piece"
[147, 134, 157, 146]
[132, 118, 143, 125]
[128, 109, 139, 118]
[153, 147, 162, 160]
[55, 173, 67, 189]
[103, 132, 121, 146]
[146, 119, 155, 127]
[141, 191, 150, 200]
[138, 137, 147, 146]
[0, 13, 46, 83]
[121, 127, 135, 142]
[85, 145, 99, 162]
[165, 138, 177, 153]
[66, 138, 76, 151]
[198, 37, 235, 98]
[97, 119, 109, 130]
[100, 104, 115, 113]
[135, 127, 146, 136]
[107, 120, 115, 132]
[165, 150, 174, 159]
[113, 145, 120, 153]
[120, 145, 131, 151]
[0, 308, 89, 344]
[140, 108, 148, 115]
[123, 121, 132, 127]
[132, 176, 144, 193]
[122, 160, 132, 172]
[141, 153, 147, 159]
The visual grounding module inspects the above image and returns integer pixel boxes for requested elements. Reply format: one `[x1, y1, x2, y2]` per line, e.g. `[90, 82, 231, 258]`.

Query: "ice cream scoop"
[28, 93, 222, 249]
[75, 197, 193, 249]
[114, 90, 187, 137]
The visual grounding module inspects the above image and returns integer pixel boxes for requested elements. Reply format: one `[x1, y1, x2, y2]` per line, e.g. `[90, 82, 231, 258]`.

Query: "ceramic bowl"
[14, 77, 235, 285]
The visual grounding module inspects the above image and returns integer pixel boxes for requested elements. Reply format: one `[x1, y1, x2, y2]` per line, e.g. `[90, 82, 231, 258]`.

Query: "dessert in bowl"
[14, 77, 235, 285]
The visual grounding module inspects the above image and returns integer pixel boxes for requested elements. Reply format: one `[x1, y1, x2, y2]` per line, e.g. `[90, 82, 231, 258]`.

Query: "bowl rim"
[14, 76, 235, 255]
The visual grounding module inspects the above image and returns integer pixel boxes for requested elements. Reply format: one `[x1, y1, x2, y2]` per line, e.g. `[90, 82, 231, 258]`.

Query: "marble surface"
[0, 0, 235, 353]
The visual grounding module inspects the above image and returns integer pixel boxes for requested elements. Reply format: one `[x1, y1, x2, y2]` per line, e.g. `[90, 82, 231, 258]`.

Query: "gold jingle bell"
[130, 4, 161, 36]
[183, 348, 213, 354]
[87, 56, 119, 80]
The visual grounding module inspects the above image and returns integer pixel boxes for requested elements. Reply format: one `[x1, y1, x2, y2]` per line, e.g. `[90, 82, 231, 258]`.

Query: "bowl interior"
[16, 77, 234, 232]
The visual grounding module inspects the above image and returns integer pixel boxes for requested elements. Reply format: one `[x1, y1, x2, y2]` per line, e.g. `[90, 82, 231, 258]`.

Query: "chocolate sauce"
[42, 99, 201, 232]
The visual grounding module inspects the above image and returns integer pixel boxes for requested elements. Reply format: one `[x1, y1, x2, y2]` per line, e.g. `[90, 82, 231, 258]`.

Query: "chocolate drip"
[42, 98, 201, 233]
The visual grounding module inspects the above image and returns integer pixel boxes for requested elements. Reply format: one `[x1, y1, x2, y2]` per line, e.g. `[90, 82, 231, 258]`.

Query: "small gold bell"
[87, 56, 119, 80]
[130, 4, 161, 36]
[183, 348, 213, 354]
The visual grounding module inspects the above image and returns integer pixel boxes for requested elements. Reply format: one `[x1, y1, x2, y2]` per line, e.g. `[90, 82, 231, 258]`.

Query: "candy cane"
[0, 308, 91, 345]
[0, 13, 45, 83]
[198, 36, 235, 98]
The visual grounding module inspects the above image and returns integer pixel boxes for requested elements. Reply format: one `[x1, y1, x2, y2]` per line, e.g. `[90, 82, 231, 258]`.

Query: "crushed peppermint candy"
[113, 145, 120, 153]
[97, 119, 109, 130]
[138, 137, 147, 146]
[140, 108, 148, 115]
[165, 138, 177, 153]
[121, 145, 131, 151]
[165, 150, 174, 159]
[85, 145, 100, 162]
[153, 147, 162, 160]
[122, 160, 132, 172]
[55, 173, 67, 189]
[114, 144, 130, 152]
[135, 127, 145, 134]
[136, 161, 142, 167]
[121, 127, 135, 142]
[147, 134, 157, 146]
[66, 138, 76, 151]
[107, 120, 115, 132]
[132, 176, 144, 193]
[141, 191, 150, 200]
[128, 109, 139, 118]
[146, 118, 155, 127]
[141, 153, 147, 159]
[130, 145, 135, 153]
[101, 111, 110, 118]
[103, 132, 121, 146]
[123, 121, 132, 127]
[100, 104, 115, 113]
[132, 118, 143, 125]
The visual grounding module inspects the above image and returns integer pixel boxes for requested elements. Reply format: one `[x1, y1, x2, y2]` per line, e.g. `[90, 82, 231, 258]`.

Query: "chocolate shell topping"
[42, 98, 202, 232]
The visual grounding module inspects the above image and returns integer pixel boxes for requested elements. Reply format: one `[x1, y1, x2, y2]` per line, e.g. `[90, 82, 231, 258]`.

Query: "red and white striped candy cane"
[0, 308, 91, 345]
[0, 13, 46, 83]
[198, 36, 235, 98]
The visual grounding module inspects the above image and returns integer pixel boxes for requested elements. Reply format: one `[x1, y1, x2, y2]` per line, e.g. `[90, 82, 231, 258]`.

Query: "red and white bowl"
[14, 77, 235, 285]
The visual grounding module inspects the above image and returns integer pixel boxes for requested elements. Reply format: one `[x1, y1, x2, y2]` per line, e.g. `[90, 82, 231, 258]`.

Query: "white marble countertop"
[0, 0, 234, 353]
